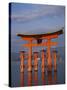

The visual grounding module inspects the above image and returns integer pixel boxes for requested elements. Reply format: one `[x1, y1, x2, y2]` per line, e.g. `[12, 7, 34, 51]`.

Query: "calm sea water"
[11, 47, 65, 87]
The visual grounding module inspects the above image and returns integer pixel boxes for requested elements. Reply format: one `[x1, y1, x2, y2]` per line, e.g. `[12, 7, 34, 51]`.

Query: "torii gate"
[17, 29, 63, 72]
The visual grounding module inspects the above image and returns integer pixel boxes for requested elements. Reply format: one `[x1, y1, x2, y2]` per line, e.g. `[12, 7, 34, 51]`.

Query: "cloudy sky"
[10, 3, 65, 52]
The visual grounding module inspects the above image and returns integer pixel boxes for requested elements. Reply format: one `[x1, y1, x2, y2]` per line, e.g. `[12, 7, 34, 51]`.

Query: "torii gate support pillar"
[28, 40, 32, 72]
[34, 52, 38, 71]
[20, 51, 25, 72]
[53, 51, 57, 71]
[47, 39, 52, 71]
[41, 49, 45, 72]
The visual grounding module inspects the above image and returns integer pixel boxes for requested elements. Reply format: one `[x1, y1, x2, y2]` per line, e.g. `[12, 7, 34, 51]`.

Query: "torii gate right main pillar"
[47, 39, 52, 71]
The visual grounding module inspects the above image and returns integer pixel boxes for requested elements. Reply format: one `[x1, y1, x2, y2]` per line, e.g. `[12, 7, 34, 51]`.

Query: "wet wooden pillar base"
[54, 71, 57, 84]
[48, 71, 52, 84]
[41, 49, 45, 72]
[34, 71, 38, 85]
[53, 51, 57, 71]
[52, 50, 57, 71]
[20, 51, 25, 72]
[20, 72, 24, 86]
[42, 72, 45, 85]
[28, 72, 32, 86]
[34, 52, 38, 71]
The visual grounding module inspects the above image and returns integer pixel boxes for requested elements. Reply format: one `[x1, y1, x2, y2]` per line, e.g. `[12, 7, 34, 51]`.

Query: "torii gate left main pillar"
[28, 40, 32, 71]
[21, 38, 33, 72]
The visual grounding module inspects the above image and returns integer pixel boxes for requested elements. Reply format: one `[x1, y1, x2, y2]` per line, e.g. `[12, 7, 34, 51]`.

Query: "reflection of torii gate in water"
[17, 29, 63, 72]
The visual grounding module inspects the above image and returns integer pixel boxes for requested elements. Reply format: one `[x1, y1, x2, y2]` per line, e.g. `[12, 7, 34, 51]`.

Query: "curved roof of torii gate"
[17, 29, 63, 38]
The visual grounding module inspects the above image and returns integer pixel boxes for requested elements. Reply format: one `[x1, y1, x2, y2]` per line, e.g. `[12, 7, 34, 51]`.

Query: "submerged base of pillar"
[54, 64, 57, 71]
[41, 66, 45, 72]
[20, 68, 24, 72]
[54, 69, 57, 72]
[28, 67, 32, 72]
[34, 66, 38, 71]
[42, 68, 45, 72]
[20, 65, 24, 72]
[54, 66, 57, 71]
[20, 70, 24, 72]
[48, 65, 52, 71]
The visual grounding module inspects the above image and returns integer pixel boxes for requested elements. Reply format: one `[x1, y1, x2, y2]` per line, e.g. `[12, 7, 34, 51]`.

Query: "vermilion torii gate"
[17, 29, 63, 72]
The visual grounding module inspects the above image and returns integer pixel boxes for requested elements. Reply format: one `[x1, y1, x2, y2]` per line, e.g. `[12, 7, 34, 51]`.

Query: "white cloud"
[11, 5, 65, 23]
